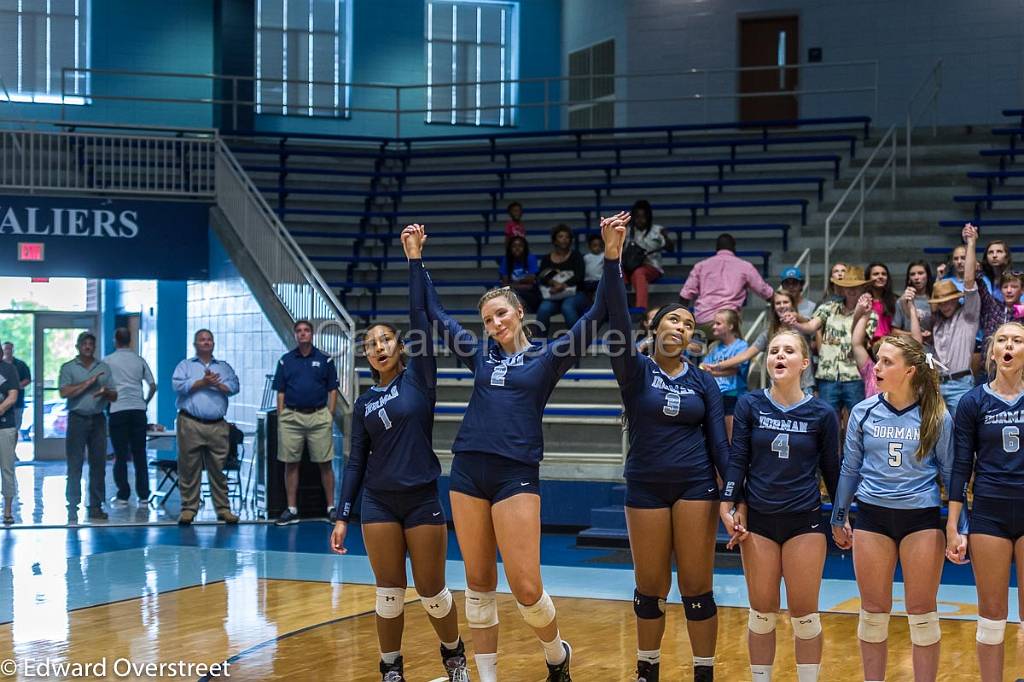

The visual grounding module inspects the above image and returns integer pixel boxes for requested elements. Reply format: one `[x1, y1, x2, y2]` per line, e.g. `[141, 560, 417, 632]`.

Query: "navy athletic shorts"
[624, 478, 719, 509]
[970, 496, 1024, 541]
[854, 500, 942, 542]
[746, 507, 825, 545]
[361, 482, 446, 528]
[449, 451, 540, 503]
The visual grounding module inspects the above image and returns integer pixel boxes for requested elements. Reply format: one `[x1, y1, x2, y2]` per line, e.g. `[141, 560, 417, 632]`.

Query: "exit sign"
[18, 242, 44, 261]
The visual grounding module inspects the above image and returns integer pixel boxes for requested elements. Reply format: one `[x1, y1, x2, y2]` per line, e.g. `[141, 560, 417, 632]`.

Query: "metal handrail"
[0, 117, 217, 136]
[823, 124, 898, 292]
[905, 59, 943, 177]
[213, 138, 357, 413]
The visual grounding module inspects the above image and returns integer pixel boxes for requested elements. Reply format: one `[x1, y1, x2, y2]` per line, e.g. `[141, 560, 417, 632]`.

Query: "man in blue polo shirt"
[273, 319, 338, 525]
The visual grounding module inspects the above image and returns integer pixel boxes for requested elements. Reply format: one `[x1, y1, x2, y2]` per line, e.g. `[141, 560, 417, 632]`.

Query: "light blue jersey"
[831, 394, 954, 526]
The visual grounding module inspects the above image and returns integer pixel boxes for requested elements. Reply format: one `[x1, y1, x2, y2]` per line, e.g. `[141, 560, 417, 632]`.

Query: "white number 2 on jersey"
[1004, 426, 1020, 453]
[663, 392, 681, 417]
[888, 442, 902, 467]
[377, 408, 393, 430]
[771, 433, 790, 459]
[490, 364, 508, 387]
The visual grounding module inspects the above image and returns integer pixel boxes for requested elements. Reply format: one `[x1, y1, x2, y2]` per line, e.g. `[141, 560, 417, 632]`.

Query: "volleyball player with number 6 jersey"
[831, 335, 961, 682]
[719, 330, 839, 682]
[948, 321, 1024, 682]
[601, 212, 728, 682]
[416, 224, 610, 682]
[331, 226, 468, 682]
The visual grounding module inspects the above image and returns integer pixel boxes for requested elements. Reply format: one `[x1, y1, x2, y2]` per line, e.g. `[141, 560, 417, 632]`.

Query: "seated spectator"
[981, 238, 1012, 302]
[930, 223, 982, 412]
[679, 232, 774, 349]
[622, 199, 672, 313]
[504, 201, 525, 242]
[866, 262, 897, 340]
[788, 266, 877, 417]
[582, 233, 604, 298]
[967, 229, 1023, 343]
[779, 266, 816, 317]
[499, 235, 540, 312]
[891, 260, 934, 349]
[701, 309, 748, 439]
[706, 289, 815, 394]
[536, 224, 589, 335]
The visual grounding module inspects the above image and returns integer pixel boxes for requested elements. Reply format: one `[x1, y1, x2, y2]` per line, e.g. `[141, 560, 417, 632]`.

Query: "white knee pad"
[857, 609, 890, 643]
[419, 587, 453, 619]
[907, 611, 941, 647]
[791, 612, 822, 640]
[976, 617, 1007, 645]
[517, 590, 556, 629]
[465, 589, 499, 629]
[747, 608, 777, 635]
[375, 587, 406, 619]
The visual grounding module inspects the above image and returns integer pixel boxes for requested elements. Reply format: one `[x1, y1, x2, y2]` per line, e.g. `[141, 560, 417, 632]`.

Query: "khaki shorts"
[277, 407, 335, 463]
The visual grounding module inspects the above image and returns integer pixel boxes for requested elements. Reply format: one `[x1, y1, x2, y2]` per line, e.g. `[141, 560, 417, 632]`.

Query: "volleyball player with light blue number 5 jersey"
[831, 335, 961, 682]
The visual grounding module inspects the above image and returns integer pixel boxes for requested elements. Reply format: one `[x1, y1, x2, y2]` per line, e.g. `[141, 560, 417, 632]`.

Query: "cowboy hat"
[831, 265, 870, 288]
[928, 279, 963, 305]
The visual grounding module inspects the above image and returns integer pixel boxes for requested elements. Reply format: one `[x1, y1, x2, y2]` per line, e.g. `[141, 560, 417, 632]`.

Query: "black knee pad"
[682, 591, 717, 622]
[633, 589, 666, 620]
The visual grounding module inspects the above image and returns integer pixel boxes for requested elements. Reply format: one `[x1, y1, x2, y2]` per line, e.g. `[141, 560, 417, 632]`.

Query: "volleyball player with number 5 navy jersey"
[830, 335, 960, 682]
[948, 321, 1024, 682]
[719, 330, 838, 682]
[331, 225, 469, 682]
[417, 225, 610, 682]
[599, 212, 727, 682]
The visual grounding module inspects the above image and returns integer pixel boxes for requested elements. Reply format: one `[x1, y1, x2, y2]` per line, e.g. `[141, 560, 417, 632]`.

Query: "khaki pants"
[0, 427, 16, 503]
[176, 415, 230, 514]
[277, 407, 334, 463]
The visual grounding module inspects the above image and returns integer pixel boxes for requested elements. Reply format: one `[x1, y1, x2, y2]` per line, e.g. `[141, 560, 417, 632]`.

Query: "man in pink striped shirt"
[679, 234, 775, 330]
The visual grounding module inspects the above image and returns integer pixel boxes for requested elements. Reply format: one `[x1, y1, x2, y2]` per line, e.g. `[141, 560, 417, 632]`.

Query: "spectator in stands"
[942, 244, 967, 289]
[969, 236, 1024, 344]
[536, 224, 589, 335]
[930, 224, 982, 412]
[499, 236, 540, 313]
[623, 199, 672, 313]
[582, 233, 604, 300]
[981, 239, 1012, 302]
[701, 309, 748, 439]
[866, 262, 897, 341]
[505, 201, 525, 242]
[679, 233, 774, 346]
[824, 262, 848, 302]
[705, 289, 815, 395]
[779, 266, 816, 318]
[0, 358, 19, 524]
[853, 291, 923, 400]
[787, 267, 876, 417]
[892, 261, 934, 349]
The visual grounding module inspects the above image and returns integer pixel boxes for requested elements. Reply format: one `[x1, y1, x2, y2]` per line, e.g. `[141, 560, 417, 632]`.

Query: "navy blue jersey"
[272, 346, 339, 409]
[336, 260, 440, 520]
[602, 258, 730, 483]
[952, 383, 1024, 502]
[420, 260, 607, 465]
[722, 389, 840, 513]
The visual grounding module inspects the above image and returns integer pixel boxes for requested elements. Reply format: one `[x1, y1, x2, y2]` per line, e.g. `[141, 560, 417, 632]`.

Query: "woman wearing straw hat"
[787, 266, 878, 419]
[928, 224, 983, 413]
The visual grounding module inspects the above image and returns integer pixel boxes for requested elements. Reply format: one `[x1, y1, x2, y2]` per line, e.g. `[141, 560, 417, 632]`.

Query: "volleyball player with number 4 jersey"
[417, 223, 610, 682]
[948, 321, 1024, 682]
[719, 330, 839, 682]
[331, 225, 469, 682]
[831, 335, 961, 682]
[601, 212, 728, 682]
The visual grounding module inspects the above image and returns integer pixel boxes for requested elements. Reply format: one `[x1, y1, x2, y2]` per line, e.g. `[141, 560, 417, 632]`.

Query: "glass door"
[32, 313, 100, 460]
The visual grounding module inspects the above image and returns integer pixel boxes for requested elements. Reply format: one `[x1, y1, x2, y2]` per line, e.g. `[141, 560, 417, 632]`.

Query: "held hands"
[945, 526, 969, 564]
[832, 521, 853, 550]
[600, 211, 630, 260]
[780, 311, 799, 326]
[719, 501, 749, 549]
[855, 293, 873, 316]
[330, 520, 349, 555]
[401, 224, 427, 260]
[962, 222, 978, 244]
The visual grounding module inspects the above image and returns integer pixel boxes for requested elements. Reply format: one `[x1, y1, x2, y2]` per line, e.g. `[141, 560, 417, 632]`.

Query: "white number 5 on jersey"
[888, 442, 902, 467]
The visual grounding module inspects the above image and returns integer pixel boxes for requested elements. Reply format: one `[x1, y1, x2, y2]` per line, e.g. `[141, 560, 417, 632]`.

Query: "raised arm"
[599, 213, 643, 387]
[818, 409, 841, 503]
[963, 223, 978, 291]
[402, 225, 437, 391]
[851, 293, 874, 371]
[336, 405, 370, 522]
[418, 244, 481, 371]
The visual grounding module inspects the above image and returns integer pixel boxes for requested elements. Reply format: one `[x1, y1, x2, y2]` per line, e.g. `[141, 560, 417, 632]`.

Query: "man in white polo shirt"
[104, 327, 156, 506]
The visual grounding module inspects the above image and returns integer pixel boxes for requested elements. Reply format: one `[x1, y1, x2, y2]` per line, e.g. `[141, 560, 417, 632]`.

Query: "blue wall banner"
[0, 196, 211, 279]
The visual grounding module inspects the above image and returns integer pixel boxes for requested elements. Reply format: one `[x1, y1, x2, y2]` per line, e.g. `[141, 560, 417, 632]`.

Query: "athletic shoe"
[379, 655, 405, 682]
[217, 510, 240, 524]
[110, 498, 129, 508]
[545, 641, 572, 682]
[276, 509, 299, 526]
[441, 640, 470, 682]
[178, 510, 195, 525]
[694, 665, 713, 682]
[87, 508, 108, 521]
[637, 660, 659, 682]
